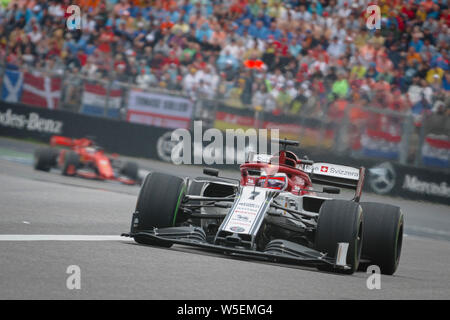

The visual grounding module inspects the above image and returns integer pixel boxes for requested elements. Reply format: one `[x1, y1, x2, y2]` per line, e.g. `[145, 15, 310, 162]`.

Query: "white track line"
[0, 235, 133, 241]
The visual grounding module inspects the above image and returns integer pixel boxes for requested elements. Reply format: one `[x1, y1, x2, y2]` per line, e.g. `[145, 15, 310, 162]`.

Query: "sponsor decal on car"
[223, 187, 268, 235]
[230, 226, 245, 233]
[246, 178, 255, 185]
[236, 215, 249, 222]
[304, 163, 360, 180]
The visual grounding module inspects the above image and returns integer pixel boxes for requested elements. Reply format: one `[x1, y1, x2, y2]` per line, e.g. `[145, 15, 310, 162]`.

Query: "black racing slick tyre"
[133, 172, 186, 246]
[315, 200, 363, 274]
[34, 148, 58, 171]
[121, 161, 139, 181]
[62, 151, 80, 176]
[359, 202, 404, 275]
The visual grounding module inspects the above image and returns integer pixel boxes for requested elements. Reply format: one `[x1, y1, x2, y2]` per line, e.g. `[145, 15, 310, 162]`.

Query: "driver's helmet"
[85, 146, 96, 154]
[257, 172, 288, 191]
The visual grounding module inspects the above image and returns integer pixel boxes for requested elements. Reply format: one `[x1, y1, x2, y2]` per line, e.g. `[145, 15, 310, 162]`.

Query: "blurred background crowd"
[0, 0, 449, 125]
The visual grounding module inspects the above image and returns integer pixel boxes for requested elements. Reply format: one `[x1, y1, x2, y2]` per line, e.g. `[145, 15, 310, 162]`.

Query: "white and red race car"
[123, 139, 404, 275]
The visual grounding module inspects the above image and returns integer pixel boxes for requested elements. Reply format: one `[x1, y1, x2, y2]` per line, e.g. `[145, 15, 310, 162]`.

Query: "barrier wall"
[1, 101, 449, 205]
[364, 161, 450, 205]
[0, 102, 172, 159]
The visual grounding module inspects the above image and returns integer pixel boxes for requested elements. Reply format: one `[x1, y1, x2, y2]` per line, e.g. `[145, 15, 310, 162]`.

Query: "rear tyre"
[133, 172, 186, 246]
[121, 161, 139, 181]
[34, 148, 58, 172]
[359, 202, 404, 275]
[315, 200, 363, 274]
[62, 151, 80, 176]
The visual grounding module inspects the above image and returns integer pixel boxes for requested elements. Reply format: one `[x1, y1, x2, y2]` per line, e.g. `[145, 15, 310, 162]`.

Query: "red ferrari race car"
[124, 139, 404, 275]
[33, 136, 139, 185]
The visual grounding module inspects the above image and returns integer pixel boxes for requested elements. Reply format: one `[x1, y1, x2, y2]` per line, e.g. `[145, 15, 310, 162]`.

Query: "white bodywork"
[222, 187, 270, 235]
[302, 162, 360, 181]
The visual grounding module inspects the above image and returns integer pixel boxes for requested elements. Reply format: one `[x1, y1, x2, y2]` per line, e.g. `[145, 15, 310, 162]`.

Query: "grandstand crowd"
[0, 0, 449, 124]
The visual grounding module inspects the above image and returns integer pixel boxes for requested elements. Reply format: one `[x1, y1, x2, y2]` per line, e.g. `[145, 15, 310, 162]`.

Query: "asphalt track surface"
[0, 137, 449, 299]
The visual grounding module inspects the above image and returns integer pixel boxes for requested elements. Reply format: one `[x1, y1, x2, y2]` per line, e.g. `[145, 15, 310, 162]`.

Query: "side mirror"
[203, 168, 219, 177]
[323, 186, 340, 194]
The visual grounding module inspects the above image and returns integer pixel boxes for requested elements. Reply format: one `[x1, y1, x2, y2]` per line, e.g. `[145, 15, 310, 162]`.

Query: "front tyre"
[359, 202, 404, 275]
[34, 148, 58, 171]
[121, 161, 139, 181]
[133, 172, 186, 246]
[315, 200, 363, 274]
[61, 151, 80, 176]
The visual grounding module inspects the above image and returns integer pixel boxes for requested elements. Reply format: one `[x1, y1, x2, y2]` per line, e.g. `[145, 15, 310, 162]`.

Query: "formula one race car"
[123, 139, 404, 275]
[33, 135, 139, 185]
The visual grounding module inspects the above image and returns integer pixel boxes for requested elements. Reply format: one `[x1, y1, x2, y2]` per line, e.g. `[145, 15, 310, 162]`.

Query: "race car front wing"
[122, 225, 351, 271]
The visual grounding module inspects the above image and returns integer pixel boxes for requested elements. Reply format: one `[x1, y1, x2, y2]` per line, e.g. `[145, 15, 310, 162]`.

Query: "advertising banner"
[360, 129, 401, 160]
[421, 135, 450, 169]
[127, 90, 193, 129]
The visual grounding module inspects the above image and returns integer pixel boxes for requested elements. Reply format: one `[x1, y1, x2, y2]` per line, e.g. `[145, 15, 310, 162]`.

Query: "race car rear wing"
[303, 163, 365, 202]
[50, 135, 94, 148]
[50, 135, 74, 147]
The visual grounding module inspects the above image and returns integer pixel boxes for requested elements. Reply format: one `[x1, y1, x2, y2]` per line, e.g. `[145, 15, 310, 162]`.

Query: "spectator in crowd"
[0, 0, 448, 127]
